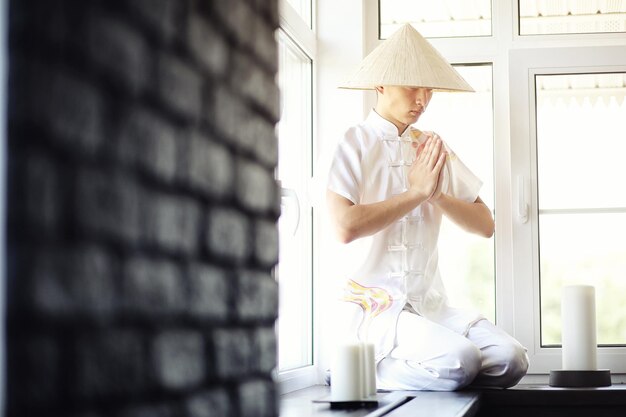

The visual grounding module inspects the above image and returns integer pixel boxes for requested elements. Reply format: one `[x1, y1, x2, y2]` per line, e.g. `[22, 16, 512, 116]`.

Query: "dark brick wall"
[5, 0, 280, 416]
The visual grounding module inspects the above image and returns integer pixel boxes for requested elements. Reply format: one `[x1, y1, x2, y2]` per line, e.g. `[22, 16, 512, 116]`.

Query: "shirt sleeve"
[441, 142, 483, 203]
[327, 129, 363, 205]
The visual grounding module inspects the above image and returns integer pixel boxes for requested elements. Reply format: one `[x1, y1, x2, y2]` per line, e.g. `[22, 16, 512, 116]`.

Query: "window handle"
[281, 187, 301, 236]
[517, 175, 529, 224]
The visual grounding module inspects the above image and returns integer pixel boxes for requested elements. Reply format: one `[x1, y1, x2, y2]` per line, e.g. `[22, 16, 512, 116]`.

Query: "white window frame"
[277, 0, 318, 394]
[509, 45, 626, 376]
[313, 0, 369, 392]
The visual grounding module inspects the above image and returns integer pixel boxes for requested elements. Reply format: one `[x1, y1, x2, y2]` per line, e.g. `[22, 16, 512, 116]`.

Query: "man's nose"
[414, 90, 428, 105]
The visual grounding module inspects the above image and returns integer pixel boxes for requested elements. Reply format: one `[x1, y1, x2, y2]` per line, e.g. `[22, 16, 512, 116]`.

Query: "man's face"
[376, 86, 433, 130]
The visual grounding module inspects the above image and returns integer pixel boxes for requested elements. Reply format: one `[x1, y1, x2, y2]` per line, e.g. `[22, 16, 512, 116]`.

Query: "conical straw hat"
[340, 24, 474, 92]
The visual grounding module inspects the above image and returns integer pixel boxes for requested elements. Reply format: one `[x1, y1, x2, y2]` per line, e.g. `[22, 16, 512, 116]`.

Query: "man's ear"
[374, 86, 384, 94]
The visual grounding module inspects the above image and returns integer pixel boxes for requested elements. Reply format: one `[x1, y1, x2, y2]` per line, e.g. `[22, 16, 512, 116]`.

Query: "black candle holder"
[312, 398, 378, 410]
[549, 369, 611, 387]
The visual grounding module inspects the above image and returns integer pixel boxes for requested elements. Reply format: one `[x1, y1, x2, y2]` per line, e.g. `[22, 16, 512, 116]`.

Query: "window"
[276, 0, 317, 392]
[519, 0, 626, 35]
[379, 0, 492, 38]
[535, 73, 626, 346]
[285, 0, 313, 28]
[276, 30, 313, 372]
[510, 45, 626, 374]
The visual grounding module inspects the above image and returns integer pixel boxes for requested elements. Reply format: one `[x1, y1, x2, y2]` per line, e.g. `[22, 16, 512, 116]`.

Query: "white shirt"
[327, 110, 485, 361]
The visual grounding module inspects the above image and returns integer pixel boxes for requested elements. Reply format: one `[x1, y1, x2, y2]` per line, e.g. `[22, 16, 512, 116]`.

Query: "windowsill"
[278, 366, 319, 395]
[280, 384, 626, 417]
[280, 385, 481, 417]
[480, 383, 626, 416]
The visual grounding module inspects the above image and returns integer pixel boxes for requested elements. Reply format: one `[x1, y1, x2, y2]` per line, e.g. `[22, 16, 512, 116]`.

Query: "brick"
[254, 326, 277, 374]
[252, 14, 278, 73]
[251, 116, 279, 168]
[185, 388, 231, 417]
[211, 85, 250, 148]
[232, 51, 280, 122]
[153, 330, 205, 390]
[206, 208, 250, 263]
[116, 106, 178, 183]
[71, 412, 102, 417]
[75, 169, 141, 244]
[7, 336, 60, 407]
[87, 12, 148, 95]
[9, 0, 69, 46]
[123, 257, 185, 317]
[13, 66, 103, 155]
[143, 192, 200, 254]
[117, 404, 172, 417]
[236, 158, 277, 213]
[238, 110, 274, 163]
[187, 132, 233, 198]
[254, 219, 279, 267]
[74, 330, 146, 399]
[255, 0, 280, 29]
[267, 0, 280, 28]
[25, 153, 60, 233]
[213, 0, 254, 48]
[128, 0, 178, 42]
[237, 270, 278, 321]
[30, 246, 116, 318]
[13, 151, 62, 235]
[188, 263, 230, 320]
[187, 15, 229, 77]
[212, 329, 251, 378]
[157, 53, 203, 120]
[238, 379, 277, 417]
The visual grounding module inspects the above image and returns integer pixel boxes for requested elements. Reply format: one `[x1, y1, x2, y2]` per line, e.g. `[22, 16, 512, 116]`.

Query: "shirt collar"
[365, 109, 414, 140]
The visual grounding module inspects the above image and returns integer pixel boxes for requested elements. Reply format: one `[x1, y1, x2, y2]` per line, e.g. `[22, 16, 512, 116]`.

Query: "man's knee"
[378, 341, 482, 391]
[501, 343, 529, 387]
[452, 342, 482, 389]
[482, 342, 529, 388]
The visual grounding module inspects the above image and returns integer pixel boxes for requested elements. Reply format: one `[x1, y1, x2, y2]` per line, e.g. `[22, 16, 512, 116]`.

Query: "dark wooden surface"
[280, 385, 481, 417]
[476, 383, 626, 417]
[281, 384, 626, 417]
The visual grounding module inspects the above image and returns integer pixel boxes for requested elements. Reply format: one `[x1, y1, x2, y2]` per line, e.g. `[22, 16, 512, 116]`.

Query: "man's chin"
[406, 115, 419, 125]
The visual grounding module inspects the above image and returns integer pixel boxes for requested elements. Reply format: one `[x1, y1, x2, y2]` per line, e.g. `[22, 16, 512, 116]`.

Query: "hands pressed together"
[408, 133, 447, 202]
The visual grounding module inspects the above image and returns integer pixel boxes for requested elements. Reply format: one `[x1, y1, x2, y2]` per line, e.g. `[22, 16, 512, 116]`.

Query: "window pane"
[536, 73, 626, 209]
[419, 64, 495, 322]
[536, 72, 626, 346]
[277, 31, 313, 371]
[520, 0, 626, 35]
[539, 214, 626, 346]
[379, 0, 492, 39]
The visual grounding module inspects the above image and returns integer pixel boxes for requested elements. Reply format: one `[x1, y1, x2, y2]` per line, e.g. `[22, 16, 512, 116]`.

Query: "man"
[327, 24, 528, 391]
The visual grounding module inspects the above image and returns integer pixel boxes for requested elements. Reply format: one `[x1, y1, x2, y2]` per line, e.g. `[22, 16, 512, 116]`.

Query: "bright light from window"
[379, 0, 492, 38]
[520, 0, 626, 35]
[536, 72, 626, 346]
[276, 30, 314, 372]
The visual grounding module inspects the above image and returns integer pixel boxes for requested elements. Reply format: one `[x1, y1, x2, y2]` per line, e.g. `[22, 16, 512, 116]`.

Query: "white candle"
[561, 285, 597, 370]
[362, 343, 377, 397]
[331, 343, 363, 401]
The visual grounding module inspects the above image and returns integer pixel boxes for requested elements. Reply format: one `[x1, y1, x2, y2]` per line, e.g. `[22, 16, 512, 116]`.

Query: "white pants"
[377, 311, 529, 391]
